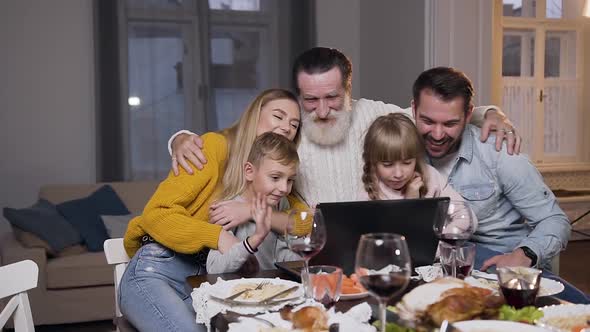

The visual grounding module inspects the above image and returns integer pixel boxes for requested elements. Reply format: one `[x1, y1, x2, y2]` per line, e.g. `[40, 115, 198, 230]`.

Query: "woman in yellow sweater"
[119, 89, 305, 332]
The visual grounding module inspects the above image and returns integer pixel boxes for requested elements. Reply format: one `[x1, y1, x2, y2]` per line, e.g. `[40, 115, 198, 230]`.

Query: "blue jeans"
[474, 243, 590, 304]
[119, 243, 207, 332]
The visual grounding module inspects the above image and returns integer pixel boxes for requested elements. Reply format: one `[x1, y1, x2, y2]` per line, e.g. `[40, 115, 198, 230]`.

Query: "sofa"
[0, 181, 158, 326]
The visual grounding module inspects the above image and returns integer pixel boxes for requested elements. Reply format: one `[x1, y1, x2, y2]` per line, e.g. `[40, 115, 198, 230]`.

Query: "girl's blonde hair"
[219, 89, 300, 201]
[362, 113, 429, 200]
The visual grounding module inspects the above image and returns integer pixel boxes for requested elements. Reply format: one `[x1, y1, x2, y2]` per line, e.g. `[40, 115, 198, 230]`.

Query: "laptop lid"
[311, 197, 449, 274]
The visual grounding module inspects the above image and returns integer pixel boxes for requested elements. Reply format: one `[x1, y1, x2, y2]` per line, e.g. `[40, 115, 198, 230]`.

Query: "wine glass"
[355, 233, 411, 332]
[285, 209, 327, 298]
[432, 201, 477, 278]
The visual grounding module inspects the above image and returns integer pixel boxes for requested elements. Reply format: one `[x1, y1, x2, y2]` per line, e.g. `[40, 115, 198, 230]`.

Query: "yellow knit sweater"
[124, 132, 308, 257]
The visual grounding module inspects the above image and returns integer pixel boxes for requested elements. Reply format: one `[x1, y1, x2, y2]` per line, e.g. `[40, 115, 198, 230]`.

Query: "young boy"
[206, 132, 301, 273]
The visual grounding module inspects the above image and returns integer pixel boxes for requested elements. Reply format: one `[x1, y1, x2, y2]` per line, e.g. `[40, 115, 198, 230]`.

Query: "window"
[101, 0, 313, 180]
[495, 0, 586, 164]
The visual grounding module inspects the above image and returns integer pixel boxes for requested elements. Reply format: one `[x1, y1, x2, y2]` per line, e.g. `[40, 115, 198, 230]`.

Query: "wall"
[315, 0, 426, 106]
[427, 0, 493, 106]
[0, 0, 96, 235]
[360, 1, 425, 106]
[315, 0, 362, 99]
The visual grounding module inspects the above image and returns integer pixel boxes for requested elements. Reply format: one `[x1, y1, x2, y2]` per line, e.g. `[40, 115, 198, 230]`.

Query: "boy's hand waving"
[248, 193, 272, 249]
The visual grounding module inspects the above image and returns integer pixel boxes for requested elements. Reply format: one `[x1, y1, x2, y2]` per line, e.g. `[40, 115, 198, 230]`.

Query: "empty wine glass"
[355, 233, 411, 332]
[285, 209, 327, 298]
[432, 201, 477, 278]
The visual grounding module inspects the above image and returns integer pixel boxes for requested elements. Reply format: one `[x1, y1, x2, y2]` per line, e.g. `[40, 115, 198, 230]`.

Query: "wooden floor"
[559, 239, 590, 294]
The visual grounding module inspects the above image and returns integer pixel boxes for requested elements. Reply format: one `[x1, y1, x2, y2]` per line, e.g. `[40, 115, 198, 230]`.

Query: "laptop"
[276, 197, 449, 276]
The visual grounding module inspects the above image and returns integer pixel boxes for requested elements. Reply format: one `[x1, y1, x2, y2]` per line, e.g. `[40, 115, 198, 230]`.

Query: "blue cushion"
[3, 199, 82, 251]
[57, 185, 130, 252]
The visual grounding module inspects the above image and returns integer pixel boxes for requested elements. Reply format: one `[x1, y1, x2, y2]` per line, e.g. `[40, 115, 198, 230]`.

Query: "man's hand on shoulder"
[480, 248, 532, 271]
[171, 133, 207, 175]
[480, 109, 522, 155]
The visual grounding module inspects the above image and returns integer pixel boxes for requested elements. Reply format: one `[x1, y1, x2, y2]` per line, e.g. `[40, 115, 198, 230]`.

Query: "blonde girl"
[361, 113, 463, 201]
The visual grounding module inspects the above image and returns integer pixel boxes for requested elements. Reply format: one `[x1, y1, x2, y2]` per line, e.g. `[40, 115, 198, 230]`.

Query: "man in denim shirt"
[411, 67, 571, 270]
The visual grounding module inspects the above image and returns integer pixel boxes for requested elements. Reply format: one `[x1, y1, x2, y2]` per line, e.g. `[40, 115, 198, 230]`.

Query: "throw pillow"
[12, 227, 55, 254]
[3, 199, 82, 252]
[13, 228, 88, 257]
[101, 213, 139, 238]
[57, 185, 130, 252]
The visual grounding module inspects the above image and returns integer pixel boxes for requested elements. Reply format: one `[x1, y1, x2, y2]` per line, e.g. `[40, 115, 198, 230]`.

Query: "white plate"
[467, 271, 565, 297]
[454, 319, 549, 332]
[208, 278, 303, 306]
[536, 304, 590, 332]
[339, 291, 370, 301]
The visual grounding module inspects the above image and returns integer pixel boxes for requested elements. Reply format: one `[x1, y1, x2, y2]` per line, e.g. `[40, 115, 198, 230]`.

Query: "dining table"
[187, 266, 566, 332]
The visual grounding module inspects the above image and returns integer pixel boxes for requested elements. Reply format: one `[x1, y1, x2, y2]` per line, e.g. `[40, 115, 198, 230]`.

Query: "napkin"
[415, 264, 443, 282]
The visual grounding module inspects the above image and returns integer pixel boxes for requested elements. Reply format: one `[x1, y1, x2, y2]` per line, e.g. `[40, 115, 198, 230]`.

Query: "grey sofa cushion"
[46, 251, 112, 289]
[57, 185, 130, 252]
[101, 213, 139, 238]
[3, 199, 82, 251]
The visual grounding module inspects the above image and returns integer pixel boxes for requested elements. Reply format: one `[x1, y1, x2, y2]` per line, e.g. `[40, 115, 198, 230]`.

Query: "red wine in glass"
[500, 281, 539, 309]
[355, 233, 411, 332]
[289, 243, 323, 260]
[359, 274, 409, 299]
[441, 262, 473, 279]
[438, 234, 470, 246]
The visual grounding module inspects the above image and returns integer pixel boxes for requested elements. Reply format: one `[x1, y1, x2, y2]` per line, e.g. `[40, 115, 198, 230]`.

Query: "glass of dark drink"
[433, 201, 477, 278]
[355, 233, 411, 332]
[439, 241, 476, 279]
[496, 266, 542, 309]
[285, 209, 327, 298]
[308, 265, 343, 308]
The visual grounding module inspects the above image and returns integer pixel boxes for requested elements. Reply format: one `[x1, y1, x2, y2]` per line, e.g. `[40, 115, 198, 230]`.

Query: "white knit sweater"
[295, 99, 412, 207]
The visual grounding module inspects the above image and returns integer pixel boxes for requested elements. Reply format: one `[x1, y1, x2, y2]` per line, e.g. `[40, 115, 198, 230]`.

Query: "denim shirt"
[431, 125, 571, 268]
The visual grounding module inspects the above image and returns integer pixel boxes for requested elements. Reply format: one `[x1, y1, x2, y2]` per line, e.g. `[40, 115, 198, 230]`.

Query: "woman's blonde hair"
[362, 113, 429, 200]
[219, 89, 300, 201]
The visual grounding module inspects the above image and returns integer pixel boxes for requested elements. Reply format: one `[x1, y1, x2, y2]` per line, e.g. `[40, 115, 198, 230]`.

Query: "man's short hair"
[291, 47, 352, 95]
[412, 67, 474, 115]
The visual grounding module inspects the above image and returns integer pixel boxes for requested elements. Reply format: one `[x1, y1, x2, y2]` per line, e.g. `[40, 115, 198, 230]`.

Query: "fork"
[224, 280, 269, 301]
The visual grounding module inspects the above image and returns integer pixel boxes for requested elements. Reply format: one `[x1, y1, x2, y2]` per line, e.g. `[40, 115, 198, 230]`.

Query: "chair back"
[104, 238, 130, 319]
[0, 260, 39, 331]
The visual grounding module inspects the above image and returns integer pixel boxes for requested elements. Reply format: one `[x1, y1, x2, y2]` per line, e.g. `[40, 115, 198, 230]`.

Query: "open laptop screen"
[309, 197, 449, 274]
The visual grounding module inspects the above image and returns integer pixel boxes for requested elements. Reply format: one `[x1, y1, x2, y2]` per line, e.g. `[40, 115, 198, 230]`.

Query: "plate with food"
[467, 271, 565, 297]
[395, 277, 506, 327]
[208, 278, 303, 306]
[455, 320, 549, 332]
[536, 304, 590, 332]
[339, 273, 369, 300]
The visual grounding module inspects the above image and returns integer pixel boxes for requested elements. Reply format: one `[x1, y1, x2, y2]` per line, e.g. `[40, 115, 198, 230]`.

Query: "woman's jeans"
[119, 243, 207, 332]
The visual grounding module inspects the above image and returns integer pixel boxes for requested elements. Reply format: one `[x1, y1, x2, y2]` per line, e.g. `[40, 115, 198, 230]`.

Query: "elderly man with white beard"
[167, 47, 520, 227]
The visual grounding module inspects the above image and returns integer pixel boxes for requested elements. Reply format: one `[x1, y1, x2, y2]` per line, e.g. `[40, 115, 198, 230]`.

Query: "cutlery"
[224, 280, 269, 301]
[256, 285, 299, 304]
[440, 320, 463, 332]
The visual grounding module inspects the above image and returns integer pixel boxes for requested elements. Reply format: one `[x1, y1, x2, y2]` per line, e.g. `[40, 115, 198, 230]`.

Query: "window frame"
[492, 0, 587, 167]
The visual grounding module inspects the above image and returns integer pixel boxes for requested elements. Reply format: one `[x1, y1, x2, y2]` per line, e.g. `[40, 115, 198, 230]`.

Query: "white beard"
[301, 95, 353, 146]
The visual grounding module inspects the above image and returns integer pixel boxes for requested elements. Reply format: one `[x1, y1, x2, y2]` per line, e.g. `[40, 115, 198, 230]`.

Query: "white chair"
[0, 260, 39, 332]
[103, 238, 132, 332]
